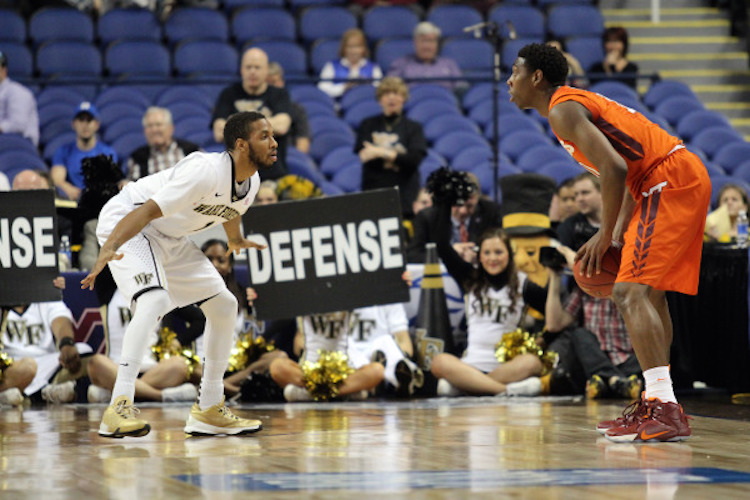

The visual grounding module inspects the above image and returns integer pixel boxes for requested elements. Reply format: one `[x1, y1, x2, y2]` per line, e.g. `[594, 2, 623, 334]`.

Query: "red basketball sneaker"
[605, 399, 692, 443]
[596, 395, 648, 435]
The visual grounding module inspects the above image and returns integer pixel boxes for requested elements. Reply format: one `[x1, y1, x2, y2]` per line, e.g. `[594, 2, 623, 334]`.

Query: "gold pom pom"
[301, 350, 354, 401]
[0, 351, 14, 384]
[494, 328, 558, 376]
[151, 327, 201, 379]
[227, 333, 276, 373]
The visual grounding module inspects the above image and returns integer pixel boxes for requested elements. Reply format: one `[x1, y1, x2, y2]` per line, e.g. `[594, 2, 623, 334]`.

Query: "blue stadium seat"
[712, 142, 750, 174]
[110, 131, 147, 161]
[462, 83, 492, 112]
[516, 145, 575, 173]
[183, 130, 215, 147]
[407, 84, 459, 110]
[565, 37, 603, 76]
[298, 100, 337, 118]
[289, 85, 335, 109]
[691, 126, 745, 160]
[468, 99, 524, 129]
[643, 80, 697, 110]
[676, 110, 732, 142]
[488, 5, 545, 39]
[451, 146, 493, 172]
[310, 131, 355, 162]
[499, 130, 551, 161]
[232, 7, 296, 46]
[42, 131, 75, 162]
[167, 102, 211, 123]
[164, 7, 229, 46]
[331, 162, 362, 193]
[40, 119, 73, 147]
[288, 0, 347, 9]
[98, 103, 145, 128]
[36, 86, 86, 109]
[441, 38, 493, 77]
[103, 117, 143, 144]
[105, 40, 170, 77]
[36, 41, 101, 78]
[654, 96, 705, 127]
[155, 86, 214, 112]
[320, 180, 344, 196]
[375, 38, 414, 72]
[0, 134, 38, 155]
[536, 161, 584, 185]
[501, 38, 544, 72]
[340, 85, 377, 111]
[483, 113, 543, 141]
[0, 150, 48, 185]
[319, 145, 360, 178]
[423, 115, 479, 144]
[547, 5, 605, 39]
[38, 103, 73, 129]
[30, 7, 94, 46]
[433, 131, 490, 161]
[174, 116, 211, 139]
[730, 161, 750, 185]
[299, 7, 357, 44]
[95, 86, 151, 111]
[419, 149, 446, 185]
[0, 42, 33, 78]
[709, 174, 750, 207]
[174, 40, 238, 79]
[426, 5, 483, 38]
[363, 6, 420, 43]
[343, 100, 382, 128]
[589, 81, 640, 102]
[97, 8, 162, 47]
[250, 41, 307, 78]
[308, 115, 354, 139]
[407, 99, 462, 124]
[0, 9, 25, 42]
[224, 0, 284, 12]
[287, 149, 327, 185]
[309, 39, 341, 74]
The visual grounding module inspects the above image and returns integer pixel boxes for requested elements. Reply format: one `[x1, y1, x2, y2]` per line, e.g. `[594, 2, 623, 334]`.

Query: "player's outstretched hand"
[81, 247, 123, 290]
[226, 238, 267, 256]
[575, 230, 609, 278]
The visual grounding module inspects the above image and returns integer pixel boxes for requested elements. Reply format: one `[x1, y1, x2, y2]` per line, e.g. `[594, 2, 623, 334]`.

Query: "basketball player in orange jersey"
[507, 43, 711, 442]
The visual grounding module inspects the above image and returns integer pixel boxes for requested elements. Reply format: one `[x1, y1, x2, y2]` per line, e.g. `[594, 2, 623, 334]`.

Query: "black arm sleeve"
[434, 202, 473, 287]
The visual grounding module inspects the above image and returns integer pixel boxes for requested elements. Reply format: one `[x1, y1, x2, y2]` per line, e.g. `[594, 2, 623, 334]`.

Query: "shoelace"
[114, 400, 141, 419]
[218, 405, 240, 421]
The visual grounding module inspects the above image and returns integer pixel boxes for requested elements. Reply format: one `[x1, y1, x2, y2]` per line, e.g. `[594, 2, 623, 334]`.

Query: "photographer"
[420, 168, 547, 397]
[406, 171, 501, 263]
[540, 245, 642, 399]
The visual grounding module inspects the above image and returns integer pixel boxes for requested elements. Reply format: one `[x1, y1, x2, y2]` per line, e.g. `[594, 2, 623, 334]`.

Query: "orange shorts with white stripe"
[616, 148, 711, 295]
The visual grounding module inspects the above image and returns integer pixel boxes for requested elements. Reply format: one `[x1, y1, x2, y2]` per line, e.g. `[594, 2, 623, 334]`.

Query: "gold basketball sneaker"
[99, 396, 151, 438]
[184, 397, 263, 436]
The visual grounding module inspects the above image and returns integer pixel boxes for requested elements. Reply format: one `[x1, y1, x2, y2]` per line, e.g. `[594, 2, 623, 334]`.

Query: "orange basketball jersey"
[548, 86, 682, 194]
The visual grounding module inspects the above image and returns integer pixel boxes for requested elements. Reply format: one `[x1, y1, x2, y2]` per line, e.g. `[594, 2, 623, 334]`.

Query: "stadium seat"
[308, 115, 354, 140]
[164, 7, 229, 46]
[343, 100, 382, 128]
[37, 41, 102, 78]
[340, 85, 378, 111]
[488, 5, 545, 39]
[643, 80, 697, 110]
[98, 103, 145, 128]
[363, 6, 420, 43]
[299, 7, 357, 44]
[499, 130, 551, 162]
[375, 38, 414, 72]
[288, 0, 347, 9]
[483, 113, 543, 141]
[319, 145, 360, 178]
[105, 40, 170, 78]
[39, 103, 73, 130]
[709, 174, 750, 207]
[42, 131, 75, 162]
[515, 145, 575, 173]
[691, 126, 745, 160]
[441, 38, 493, 77]
[654, 96, 705, 127]
[426, 4, 483, 38]
[174, 40, 238, 79]
[183, 130, 215, 148]
[36, 86, 86, 109]
[0, 9, 25, 43]
[174, 116, 211, 138]
[589, 81, 640, 102]
[407, 84, 459, 109]
[95, 86, 151, 111]
[289, 85, 335, 109]
[309, 39, 341, 75]
[0, 134, 38, 155]
[451, 146, 493, 172]
[331, 162, 362, 193]
[468, 99, 524, 129]
[433, 131, 491, 161]
[419, 150, 446, 185]
[712, 142, 750, 174]
[501, 38, 544, 72]
[30, 7, 94, 46]
[298, 100, 337, 118]
[676, 110, 732, 142]
[110, 131, 146, 161]
[97, 8, 162, 47]
[232, 7, 295, 47]
[103, 117, 144, 144]
[462, 83, 493, 112]
[250, 41, 307, 78]
[536, 161, 584, 185]
[565, 37, 603, 76]
[730, 161, 750, 185]
[224, 0, 284, 12]
[423, 115, 479, 144]
[547, 5, 605, 39]
[0, 42, 34, 78]
[286, 150, 327, 185]
[167, 102, 211, 123]
[407, 99, 462, 124]
[309, 131, 355, 162]
[319, 180, 344, 196]
[0, 151, 48, 186]
[155, 86, 214, 112]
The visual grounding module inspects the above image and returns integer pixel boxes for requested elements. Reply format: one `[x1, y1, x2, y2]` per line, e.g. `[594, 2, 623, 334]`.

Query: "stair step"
[632, 36, 739, 44]
[606, 19, 730, 28]
[630, 52, 748, 61]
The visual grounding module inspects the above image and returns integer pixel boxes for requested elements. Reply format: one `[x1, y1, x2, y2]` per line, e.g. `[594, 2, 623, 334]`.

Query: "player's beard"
[248, 145, 275, 170]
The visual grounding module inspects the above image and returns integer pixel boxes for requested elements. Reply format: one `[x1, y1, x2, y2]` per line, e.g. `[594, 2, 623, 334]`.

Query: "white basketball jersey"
[2, 302, 74, 358]
[299, 312, 351, 364]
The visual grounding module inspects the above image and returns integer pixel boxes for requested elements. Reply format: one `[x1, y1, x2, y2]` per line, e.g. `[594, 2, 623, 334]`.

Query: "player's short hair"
[376, 76, 409, 101]
[557, 176, 576, 193]
[223, 111, 267, 150]
[517, 43, 568, 87]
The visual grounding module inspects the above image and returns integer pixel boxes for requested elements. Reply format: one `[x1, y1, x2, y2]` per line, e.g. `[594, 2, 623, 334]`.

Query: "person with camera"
[407, 172, 502, 263]
[422, 168, 547, 397]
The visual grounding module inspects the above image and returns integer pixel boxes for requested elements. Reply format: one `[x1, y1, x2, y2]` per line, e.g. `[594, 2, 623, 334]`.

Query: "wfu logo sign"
[133, 272, 154, 286]
[0, 190, 61, 305]
[243, 189, 410, 320]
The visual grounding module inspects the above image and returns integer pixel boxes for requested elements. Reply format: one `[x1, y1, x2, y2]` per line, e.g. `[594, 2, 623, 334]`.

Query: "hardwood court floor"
[1, 396, 749, 499]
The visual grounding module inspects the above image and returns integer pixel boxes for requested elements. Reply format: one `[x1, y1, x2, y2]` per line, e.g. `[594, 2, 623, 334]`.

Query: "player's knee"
[134, 288, 172, 320]
[87, 354, 107, 383]
[162, 356, 189, 378]
[16, 358, 37, 386]
[516, 353, 543, 376]
[430, 353, 452, 378]
[200, 288, 237, 320]
[612, 282, 648, 313]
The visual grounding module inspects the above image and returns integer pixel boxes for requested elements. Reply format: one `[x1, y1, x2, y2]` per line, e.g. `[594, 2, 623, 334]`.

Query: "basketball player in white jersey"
[82, 111, 274, 438]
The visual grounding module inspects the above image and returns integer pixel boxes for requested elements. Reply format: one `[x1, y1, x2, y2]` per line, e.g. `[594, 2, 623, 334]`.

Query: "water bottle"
[59, 235, 71, 271]
[737, 210, 748, 248]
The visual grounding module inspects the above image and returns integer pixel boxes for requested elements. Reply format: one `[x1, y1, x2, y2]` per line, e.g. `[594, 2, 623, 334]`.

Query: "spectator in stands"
[546, 39, 586, 88]
[587, 26, 639, 89]
[0, 172, 9, 191]
[267, 62, 311, 154]
[705, 183, 750, 242]
[356, 76, 427, 219]
[0, 50, 39, 147]
[212, 47, 292, 180]
[318, 28, 383, 100]
[555, 173, 601, 253]
[407, 173, 502, 263]
[549, 177, 579, 230]
[255, 179, 279, 206]
[126, 107, 200, 182]
[50, 102, 118, 201]
[388, 22, 463, 91]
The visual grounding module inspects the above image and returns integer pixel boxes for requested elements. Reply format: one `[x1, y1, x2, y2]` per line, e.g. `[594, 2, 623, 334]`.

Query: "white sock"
[198, 289, 237, 409]
[110, 289, 172, 405]
[643, 366, 676, 403]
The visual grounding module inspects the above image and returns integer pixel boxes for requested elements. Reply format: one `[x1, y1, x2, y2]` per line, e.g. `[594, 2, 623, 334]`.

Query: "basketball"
[573, 246, 622, 299]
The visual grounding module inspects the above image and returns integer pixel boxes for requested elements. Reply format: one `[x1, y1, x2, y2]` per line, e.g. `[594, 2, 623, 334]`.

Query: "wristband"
[58, 337, 75, 350]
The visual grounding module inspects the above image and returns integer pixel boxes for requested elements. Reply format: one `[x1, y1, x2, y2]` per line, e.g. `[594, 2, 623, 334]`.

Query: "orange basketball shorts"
[616, 148, 711, 295]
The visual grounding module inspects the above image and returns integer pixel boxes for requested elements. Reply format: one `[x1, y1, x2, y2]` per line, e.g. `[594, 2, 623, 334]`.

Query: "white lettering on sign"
[0, 216, 56, 269]
[247, 217, 404, 284]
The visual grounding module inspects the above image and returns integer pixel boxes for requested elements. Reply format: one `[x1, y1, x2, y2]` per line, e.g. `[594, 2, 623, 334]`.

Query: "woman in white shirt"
[318, 28, 383, 99]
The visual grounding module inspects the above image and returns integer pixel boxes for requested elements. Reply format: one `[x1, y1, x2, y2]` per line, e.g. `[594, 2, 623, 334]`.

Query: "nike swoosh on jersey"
[215, 193, 224, 197]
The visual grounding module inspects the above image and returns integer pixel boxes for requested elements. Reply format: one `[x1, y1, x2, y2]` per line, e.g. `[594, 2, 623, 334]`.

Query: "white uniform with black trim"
[299, 312, 351, 365]
[2, 302, 92, 395]
[97, 151, 259, 307]
[348, 304, 410, 385]
[105, 289, 158, 371]
[461, 273, 527, 373]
